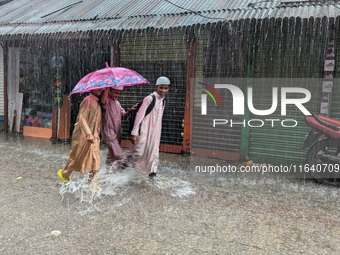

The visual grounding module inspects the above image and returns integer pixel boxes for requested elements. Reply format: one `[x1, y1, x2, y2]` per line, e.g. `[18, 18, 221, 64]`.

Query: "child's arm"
[100, 88, 109, 105]
[123, 103, 139, 119]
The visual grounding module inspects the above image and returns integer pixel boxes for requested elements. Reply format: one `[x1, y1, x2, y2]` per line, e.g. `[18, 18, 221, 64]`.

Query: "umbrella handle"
[105, 62, 109, 68]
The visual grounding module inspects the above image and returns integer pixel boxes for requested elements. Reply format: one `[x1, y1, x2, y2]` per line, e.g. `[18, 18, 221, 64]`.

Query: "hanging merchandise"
[320, 40, 335, 116]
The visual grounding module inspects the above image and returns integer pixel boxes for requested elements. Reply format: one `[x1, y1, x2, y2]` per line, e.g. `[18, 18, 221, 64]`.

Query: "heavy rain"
[1, 0, 340, 254]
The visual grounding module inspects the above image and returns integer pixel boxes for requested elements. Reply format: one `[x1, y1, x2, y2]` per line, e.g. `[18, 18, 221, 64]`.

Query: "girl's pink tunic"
[128, 92, 165, 174]
[102, 98, 125, 165]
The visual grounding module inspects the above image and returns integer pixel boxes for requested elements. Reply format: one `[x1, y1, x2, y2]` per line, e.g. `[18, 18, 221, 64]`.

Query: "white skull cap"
[156, 76, 170, 85]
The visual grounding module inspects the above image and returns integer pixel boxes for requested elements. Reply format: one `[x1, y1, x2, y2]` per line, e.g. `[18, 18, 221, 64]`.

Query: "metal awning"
[0, 0, 339, 36]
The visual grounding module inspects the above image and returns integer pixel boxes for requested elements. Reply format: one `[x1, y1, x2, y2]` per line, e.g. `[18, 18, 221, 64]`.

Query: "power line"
[163, 0, 228, 22]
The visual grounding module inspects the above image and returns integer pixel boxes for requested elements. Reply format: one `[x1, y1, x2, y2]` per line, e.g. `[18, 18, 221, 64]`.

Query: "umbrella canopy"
[70, 63, 148, 94]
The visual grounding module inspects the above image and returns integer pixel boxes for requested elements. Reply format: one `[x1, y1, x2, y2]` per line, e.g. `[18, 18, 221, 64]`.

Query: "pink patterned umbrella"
[70, 62, 148, 94]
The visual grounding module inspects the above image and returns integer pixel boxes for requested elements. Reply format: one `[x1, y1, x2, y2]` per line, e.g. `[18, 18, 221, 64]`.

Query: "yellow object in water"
[57, 169, 70, 184]
[90, 183, 100, 192]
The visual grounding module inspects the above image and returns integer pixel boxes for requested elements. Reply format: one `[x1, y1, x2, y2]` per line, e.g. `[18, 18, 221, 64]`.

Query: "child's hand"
[130, 103, 139, 111]
[128, 103, 139, 113]
[85, 133, 95, 143]
[130, 135, 137, 144]
[126, 103, 139, 117]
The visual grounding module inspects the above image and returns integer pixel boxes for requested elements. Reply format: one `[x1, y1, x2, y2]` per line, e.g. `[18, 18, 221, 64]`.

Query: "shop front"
[18, 46, 60, 139]
[5, 37, 111, 141]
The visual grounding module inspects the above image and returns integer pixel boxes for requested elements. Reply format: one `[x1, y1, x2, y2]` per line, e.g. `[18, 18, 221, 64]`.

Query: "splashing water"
[59, 164, 196, 204]
[151, 176, 196, 197]
[2, 134, 340, 254]
[59, 167, 135, 203]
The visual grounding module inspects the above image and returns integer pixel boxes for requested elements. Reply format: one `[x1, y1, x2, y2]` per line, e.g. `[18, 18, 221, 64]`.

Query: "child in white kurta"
[125, 76, 170, 178]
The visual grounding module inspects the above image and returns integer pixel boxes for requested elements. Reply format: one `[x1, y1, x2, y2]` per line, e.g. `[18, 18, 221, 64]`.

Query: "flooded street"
[1, 133, 340, 254]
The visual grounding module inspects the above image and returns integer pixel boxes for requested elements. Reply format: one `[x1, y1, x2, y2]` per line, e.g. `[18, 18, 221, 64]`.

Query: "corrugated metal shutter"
[248, 79, 321, 165]
[191, 80, 243, 154]
[247, 17, 331, 165]
[119, 30, 187, 147]
[0, 45, 4, 117]
[191, 21, 247, 159]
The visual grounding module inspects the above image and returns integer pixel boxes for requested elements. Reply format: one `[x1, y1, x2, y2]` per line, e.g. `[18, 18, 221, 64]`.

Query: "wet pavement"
[1, 133, 340, 254]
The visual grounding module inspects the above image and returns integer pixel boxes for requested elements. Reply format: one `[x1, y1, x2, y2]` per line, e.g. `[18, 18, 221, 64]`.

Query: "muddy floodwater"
[1, 133, 340, 254]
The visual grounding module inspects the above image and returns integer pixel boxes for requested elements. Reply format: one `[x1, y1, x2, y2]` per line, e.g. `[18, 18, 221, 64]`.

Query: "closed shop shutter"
[191, 81, 243, 157]
[247, 17, 330, 165]
[0, 46, 4, 117]
[248, 79, 321, 165]
[190, 21, 248, 160]
[119, 30, 187, 148]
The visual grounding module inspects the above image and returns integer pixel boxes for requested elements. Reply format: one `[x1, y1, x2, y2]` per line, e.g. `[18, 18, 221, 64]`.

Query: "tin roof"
[0, 0, 339, 35]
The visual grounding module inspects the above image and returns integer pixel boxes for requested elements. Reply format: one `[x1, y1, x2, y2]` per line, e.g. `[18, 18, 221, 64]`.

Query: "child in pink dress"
[101, 85, 137, 170]
[125, 76, 170, 178]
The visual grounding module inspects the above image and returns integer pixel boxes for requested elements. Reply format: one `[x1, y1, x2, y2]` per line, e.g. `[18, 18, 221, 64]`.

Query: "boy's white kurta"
[128, 91, 165, 174]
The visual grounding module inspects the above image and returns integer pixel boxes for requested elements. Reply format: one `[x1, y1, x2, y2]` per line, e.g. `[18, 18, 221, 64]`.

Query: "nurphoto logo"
[199, 82, 312, 128]
[198, 82, 223, 115]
